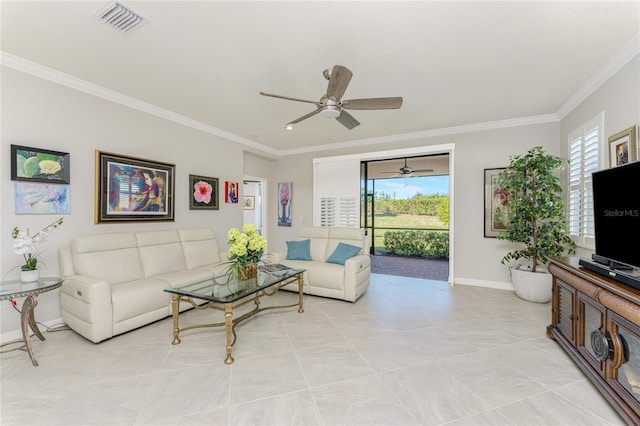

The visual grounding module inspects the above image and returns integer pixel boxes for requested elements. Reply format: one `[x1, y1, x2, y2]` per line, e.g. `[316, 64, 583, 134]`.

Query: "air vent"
[97, 1, 147, 33]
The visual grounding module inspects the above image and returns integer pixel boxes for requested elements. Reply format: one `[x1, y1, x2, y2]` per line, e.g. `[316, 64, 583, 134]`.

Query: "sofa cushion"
[71, 233, 145, 285]
[111, 278, 170, 324]
[286, 239, 312, 261]
[136, 230, 187, 277]
[298, 226, 330, 261]
[179, 228, 222, 269]
[326, 242, 362, 265]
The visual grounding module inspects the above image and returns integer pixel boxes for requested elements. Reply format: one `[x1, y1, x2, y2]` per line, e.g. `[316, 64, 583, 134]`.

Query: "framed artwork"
[11, 145, 70, 184]
[225, 181, 239, 203]
[484, 168, 509, 238]
[189, 174, 219, 210]
[243, 196, 255, 210]
[609, 125, 638, 167]
[95, 151, 175, 223]
[14, 183, 70, 214]
[278, 182, 292, 227]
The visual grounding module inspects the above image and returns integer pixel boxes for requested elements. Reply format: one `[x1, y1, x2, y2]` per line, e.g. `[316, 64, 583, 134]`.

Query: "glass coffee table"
[164, 265, 304, 364]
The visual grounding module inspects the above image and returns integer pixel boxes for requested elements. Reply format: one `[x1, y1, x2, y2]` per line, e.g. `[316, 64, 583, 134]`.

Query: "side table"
[0, 277, 63, 366]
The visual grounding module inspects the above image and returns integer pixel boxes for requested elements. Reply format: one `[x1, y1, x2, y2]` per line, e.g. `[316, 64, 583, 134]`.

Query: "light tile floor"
[0, 274, 626, 425]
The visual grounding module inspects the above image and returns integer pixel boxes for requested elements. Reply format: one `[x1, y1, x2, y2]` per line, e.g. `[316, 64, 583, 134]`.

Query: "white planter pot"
[20, 269, 40, 283]
[510, 266, 552, 303]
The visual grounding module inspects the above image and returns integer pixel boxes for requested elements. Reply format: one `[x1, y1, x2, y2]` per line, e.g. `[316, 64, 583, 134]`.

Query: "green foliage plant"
[497, 146, 576, 272]
[383, 230, 449, 258]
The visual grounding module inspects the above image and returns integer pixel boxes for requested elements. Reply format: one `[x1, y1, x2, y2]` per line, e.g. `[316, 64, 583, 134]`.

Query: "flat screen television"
[592, 161, 640, 270]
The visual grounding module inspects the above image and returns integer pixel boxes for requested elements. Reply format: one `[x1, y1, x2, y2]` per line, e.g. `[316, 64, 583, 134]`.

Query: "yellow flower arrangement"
[225, 224, 267, 279]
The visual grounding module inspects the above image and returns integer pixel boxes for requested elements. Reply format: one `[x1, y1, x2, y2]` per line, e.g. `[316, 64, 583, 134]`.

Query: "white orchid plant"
[12, 218, 64, 271]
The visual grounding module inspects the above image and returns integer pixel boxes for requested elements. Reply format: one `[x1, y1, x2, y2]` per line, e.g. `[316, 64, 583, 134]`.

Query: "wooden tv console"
[547, 257, 640, 424]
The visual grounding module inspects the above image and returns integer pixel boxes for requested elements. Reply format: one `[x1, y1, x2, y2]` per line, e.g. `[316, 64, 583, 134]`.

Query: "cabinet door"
[555, 279, 576, 345]
[577, 292, 606, 376]
[607, 311, 640, 413]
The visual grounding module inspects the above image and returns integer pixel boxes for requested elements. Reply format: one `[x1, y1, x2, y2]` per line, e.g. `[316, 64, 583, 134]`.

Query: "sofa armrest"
[344, 255, 370, 275]
[343, 255, 371, 302]
[60, 275, 113, 343]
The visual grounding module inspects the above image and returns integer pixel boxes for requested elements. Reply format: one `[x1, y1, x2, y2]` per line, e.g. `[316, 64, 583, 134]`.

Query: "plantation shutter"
[313, 159, 360, 228]
[568, 112, 602, 248]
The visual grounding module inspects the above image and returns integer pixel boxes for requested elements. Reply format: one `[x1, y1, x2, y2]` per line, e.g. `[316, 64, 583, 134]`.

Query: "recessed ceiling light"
[285, 124, 294, 131]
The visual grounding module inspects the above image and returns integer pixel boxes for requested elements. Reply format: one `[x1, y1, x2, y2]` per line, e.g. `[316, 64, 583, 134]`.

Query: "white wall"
[267, 123, 560, 288]
[1, 68, 246, 336]
[560, 54, 640, 259]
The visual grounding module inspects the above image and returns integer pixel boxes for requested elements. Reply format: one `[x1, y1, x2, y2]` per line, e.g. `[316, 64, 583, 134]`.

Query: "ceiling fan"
[260, 65, 402, 130]
[381, 158, 434, 178]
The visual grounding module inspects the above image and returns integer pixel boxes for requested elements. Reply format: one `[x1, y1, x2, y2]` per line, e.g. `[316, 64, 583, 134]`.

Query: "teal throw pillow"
[326, 242, 362, 265]
[286, 239, 312, 261]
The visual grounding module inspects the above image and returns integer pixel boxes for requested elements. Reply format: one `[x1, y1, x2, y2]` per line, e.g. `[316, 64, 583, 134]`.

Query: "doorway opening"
[361, 154, 450, 281]
[243, 177, 267, 241]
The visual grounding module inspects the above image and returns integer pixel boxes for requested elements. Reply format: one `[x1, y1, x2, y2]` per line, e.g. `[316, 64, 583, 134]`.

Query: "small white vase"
[21, 269, 39, 283]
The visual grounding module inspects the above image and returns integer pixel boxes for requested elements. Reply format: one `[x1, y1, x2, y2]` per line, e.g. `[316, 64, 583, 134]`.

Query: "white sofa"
[58, 228, 227, 343]
[269, 226, 371, 302]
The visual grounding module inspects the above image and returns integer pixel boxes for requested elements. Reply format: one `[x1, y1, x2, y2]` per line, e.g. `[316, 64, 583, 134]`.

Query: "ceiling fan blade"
[326, 65, 352, 101]
[260, 92, 319, 105]
[335, 110, 360, 130]
[412, 169, 434, 173]
[341, 97, 403, 110]
[286, 108, 322, 126]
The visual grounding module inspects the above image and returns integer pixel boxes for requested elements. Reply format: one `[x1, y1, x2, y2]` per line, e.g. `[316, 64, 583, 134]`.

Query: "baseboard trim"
[454, 277, 514, 292]
[0, 317, 66, 345]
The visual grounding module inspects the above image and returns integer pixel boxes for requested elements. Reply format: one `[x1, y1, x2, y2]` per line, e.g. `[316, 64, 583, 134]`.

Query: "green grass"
[367, 214, 448, 252]
[369, 214, 447, 229]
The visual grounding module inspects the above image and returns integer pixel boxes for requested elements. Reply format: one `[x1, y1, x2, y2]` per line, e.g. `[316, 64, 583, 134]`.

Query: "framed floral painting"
[11, 145, 70, 184]
[14, 182, 70, 214]
[190, 174, 219, 210]
[95, 151, 175, 223]
[278, 182, 292, 227]
[484, 168, 509, 238]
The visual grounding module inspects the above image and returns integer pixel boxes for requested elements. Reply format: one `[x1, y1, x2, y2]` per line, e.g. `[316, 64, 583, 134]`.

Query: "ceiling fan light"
[285, 124, 294, 130]
[320, 106, 341, 119]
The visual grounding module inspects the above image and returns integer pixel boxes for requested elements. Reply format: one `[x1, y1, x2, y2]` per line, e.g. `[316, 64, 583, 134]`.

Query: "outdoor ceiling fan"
[382, 158, 434, 178]
[260, 65, 403, 130]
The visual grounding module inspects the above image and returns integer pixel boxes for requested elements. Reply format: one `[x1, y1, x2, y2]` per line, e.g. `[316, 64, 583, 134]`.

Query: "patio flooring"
[370, 254, 449, 282]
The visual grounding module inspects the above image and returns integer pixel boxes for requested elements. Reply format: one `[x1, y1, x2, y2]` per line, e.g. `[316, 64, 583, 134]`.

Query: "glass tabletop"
[0, 277, 64, 300]
[164, 265, 304, 304]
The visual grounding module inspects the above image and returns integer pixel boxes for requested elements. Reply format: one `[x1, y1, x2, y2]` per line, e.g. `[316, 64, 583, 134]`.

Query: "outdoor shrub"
[383, 230, 449, 258]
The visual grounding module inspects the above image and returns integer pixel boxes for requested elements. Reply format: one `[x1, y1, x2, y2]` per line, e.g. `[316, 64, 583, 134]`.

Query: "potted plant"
[224, 223, 267, 280]
[497, 146, 576, 303]
[11, 218, 64, 282]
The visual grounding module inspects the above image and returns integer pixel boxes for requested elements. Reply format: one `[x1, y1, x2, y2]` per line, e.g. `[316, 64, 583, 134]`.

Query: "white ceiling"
[2, 1, 639, 157]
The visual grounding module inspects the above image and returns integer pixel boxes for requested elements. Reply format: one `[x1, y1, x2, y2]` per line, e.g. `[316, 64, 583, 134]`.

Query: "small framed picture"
[11, 145, 70, 184]
[609, 125, 638, 167]
[225, 181, 239, 203]
[243, 196, 255, 210]
[95, 151, 175, 223]
[189, 174, 219, 210]
[484, 168, 509, 238]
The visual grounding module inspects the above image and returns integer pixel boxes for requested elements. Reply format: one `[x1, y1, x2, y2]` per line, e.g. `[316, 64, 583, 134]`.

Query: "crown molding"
[556, 32, 640, 120]
[0, 51, 280, 159]
[6, 38, 633, 158]
[278, 114, 559, 157]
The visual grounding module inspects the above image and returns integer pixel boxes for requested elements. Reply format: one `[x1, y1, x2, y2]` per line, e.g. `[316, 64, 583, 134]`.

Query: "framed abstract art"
[95, 151, 175, 223]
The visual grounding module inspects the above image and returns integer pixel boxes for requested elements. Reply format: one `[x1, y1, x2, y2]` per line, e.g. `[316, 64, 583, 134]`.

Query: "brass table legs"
[169, 274, 305, 364]
[171, 294, 181, 345]
[224, 303, 233, 364]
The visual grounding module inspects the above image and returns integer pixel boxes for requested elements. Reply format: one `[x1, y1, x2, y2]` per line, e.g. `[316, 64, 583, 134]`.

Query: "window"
[568, 112, 603, 248]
